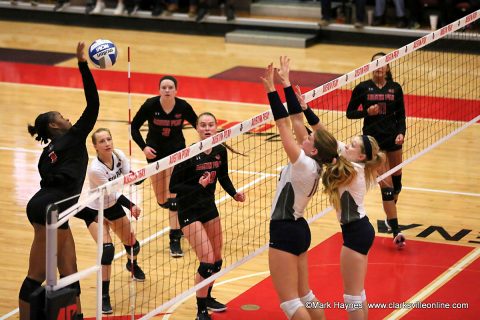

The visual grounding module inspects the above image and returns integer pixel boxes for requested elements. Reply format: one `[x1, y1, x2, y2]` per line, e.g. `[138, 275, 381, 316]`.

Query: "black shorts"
[370, 133, 402, 152]
[341, 216, 375, 255]
[26, 188, 76, 229]
[146, 145, 185, 164]
[76, 202, 127, 227]
[178, 201, 219, 228]
[269, 218, 311, 256]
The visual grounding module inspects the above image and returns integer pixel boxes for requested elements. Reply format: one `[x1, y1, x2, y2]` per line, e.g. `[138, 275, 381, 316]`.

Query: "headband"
[362, 135, 373, 161]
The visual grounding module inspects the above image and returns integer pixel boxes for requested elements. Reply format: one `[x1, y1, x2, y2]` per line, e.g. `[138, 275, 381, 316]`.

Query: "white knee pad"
[343, 294, 363, 312]
[360, 289, 366, 302]
[280, 298, 303, 319]
[299, 290, 316, 304]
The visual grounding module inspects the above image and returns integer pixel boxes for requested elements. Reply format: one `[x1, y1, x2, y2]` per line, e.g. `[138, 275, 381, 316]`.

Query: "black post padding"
[45, 288, 77, 320]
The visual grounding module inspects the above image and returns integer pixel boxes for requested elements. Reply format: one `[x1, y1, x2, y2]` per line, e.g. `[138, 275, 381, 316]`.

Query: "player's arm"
[346, 84, 368, 119]
[294, 85, 325, 132]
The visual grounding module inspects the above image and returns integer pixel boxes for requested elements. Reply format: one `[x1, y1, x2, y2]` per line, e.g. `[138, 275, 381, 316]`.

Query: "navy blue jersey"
[38, 61, 99, 195]
[131, 96, 197, 153]
[346, 80, 406, 137]
[170, 144, 236, 209]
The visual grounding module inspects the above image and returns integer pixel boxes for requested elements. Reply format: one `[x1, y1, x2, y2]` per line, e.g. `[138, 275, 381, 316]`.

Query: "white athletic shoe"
[114, 2, 125, 15]
[394, 233, 406, 249]
[91, 1, 105, 14]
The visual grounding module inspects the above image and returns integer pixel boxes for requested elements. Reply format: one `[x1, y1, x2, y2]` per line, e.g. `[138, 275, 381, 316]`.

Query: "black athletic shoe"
[195, 309, 211, 320]
[102, 294, 113, 314]
[170, 238, 184, 258]
[195, 6, 208, 22]
[206, 297, 227, 312]
[225, 5, 235, 21]
[126, 261, 146, 281]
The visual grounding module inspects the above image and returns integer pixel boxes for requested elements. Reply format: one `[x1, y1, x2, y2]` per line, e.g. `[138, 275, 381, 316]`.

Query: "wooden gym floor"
[0, 21, 479, 319]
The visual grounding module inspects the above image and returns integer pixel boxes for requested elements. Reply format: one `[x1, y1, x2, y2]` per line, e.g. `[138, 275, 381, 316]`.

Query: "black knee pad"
[19, 277, 42, 302]
[124, 240, 140, 256]
[101, 243, 115, 265]
[67, 280, 81, 296]
[197, 262, 214, 279]
[392, 174, 402, 195]
[213, 259, 223, 273]
[158, 201, 169, 209]
[167, 197, 178, 211]
[381, 187, 395, 201]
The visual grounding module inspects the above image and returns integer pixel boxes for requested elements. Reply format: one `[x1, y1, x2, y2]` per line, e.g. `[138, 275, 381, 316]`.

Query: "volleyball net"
[44, 11, 480, 320]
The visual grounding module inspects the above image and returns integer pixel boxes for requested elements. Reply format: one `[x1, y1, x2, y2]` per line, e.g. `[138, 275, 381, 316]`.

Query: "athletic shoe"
[195, 6, 208, 22]
[113, 2, 124, 15]
[206, 297, 227, 312]
[170, 238, 184, 258]
[384, 219, 392, 232]
[126, 261, 146, 281]
[102, 294, 113, 314]
[91, 1, 105, 14]
[394, 233, 406, 249]
[195, 310, 211, 320]
[53, 0, 69, 12]
[225, 5, 235, 21]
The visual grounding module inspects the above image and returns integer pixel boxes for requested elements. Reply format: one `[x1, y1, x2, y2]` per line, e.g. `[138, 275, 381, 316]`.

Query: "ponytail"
[27, 111, 56, 144]
[322, 156, 357, 211]
[362, 136, 385, 190]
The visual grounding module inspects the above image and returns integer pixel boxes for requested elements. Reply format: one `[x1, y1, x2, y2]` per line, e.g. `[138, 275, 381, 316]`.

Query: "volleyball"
[88, 39, 118, 69]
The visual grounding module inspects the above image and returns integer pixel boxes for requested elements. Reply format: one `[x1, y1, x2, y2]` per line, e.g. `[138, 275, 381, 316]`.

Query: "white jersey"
[270, 150, 321, 220]
[337, 141, 367, 224]
[88, 149, 130, 210]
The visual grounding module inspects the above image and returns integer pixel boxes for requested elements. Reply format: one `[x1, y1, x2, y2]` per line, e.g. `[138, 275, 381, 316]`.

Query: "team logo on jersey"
[175, 113, 181, 118]
[388, 89, 394, 93]
[48, 151, 58, 164]
[215, 154, 221, 160]
[117, 161, 121, 168]
[155, 112, 160, 116]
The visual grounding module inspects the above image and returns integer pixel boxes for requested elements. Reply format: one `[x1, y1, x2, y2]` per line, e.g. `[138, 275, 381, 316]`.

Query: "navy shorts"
[370, 133, 403, 152]
[269, 218, 311, 256]
[26, 188, 76, 229]
[178, 201, 219, 228]
[341, 216, 375, 255]
[76, 202, 127, 227]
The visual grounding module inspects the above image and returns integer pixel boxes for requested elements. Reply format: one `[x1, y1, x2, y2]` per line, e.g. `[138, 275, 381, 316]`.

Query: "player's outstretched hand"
[77, 41, 87, 62]
[260, 63, 275, 93]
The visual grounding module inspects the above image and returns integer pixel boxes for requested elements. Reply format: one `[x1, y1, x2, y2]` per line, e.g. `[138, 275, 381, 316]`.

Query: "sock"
[387, 218, 400, 236]
[207, 285, 213, 299]
[197, 297, 208, 313]
[102, 280, 110, 296]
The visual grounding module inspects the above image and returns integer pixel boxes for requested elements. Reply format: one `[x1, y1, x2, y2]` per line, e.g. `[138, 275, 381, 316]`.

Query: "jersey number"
[203, 171, 217, 184]
[162, 127, 171, 137]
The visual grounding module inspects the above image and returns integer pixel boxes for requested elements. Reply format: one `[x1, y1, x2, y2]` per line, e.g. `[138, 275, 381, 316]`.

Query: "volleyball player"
[20, 42, 99, 320]
[76, 128, 145, 314]
[131, 76, 198, 258]
[346, 52, 407, 248]
[169, 112, 246, 320]
[262, 57, 327, 320]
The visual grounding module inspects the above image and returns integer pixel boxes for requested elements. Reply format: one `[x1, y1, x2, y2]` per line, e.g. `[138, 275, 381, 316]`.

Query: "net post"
[46, 203, 59, 293]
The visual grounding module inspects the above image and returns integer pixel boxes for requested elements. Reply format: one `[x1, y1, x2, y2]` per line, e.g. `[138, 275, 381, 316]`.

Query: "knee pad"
[213, 259, 223, 273]
[280, 298, 303, 320]
[392, 174, 402, 195]
[124, 240, 140, 256]
[67, 280, 81, 296]
[19, 277, 42, 302]
[361, 289, 366, 302]
[167, 197, 178, 211]
[101, 243, 115, 265]
[299, 290, 316, 304]
[381, 187, 395, 201]
[158, 201, 169, 209]
[343, 294, 363, 312]
[197, 262, 214, 279]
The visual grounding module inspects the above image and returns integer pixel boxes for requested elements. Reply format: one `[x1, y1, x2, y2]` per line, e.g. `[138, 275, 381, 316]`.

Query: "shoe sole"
[132, 277, 145, 282]
[102, 310, 113, 315]
[207, 307, 227, 312]
[170, 252, 184, 258]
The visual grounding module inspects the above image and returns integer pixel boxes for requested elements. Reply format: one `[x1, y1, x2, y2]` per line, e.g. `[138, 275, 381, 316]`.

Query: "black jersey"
[131, 96, 197, 153]
[346, 80, 406, 137]
[38, 62, 99, 195]
[170, 144, 236, 209]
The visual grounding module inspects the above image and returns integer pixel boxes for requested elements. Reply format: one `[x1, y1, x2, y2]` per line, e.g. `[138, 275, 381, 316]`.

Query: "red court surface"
[1, 62, 480, 122]
[213, 233, 478, 320]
